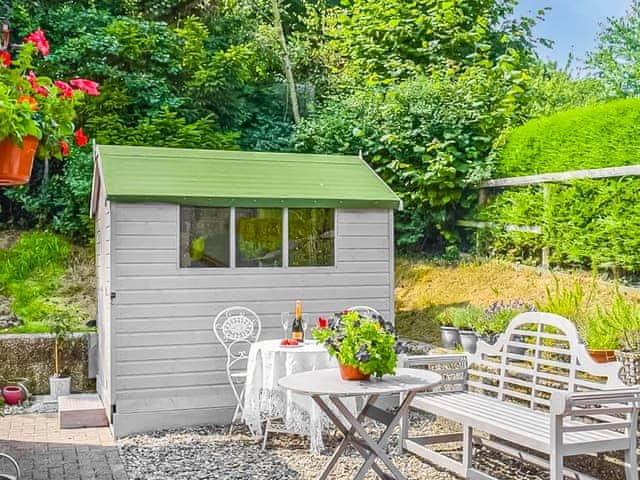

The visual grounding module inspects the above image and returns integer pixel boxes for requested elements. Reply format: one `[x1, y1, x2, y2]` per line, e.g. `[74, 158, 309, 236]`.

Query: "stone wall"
[0, 333, 95, 395]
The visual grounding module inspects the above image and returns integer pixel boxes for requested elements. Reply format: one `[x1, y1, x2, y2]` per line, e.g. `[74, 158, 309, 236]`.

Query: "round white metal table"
[242, 339, 341, 453]
[279, 368, 441, 480]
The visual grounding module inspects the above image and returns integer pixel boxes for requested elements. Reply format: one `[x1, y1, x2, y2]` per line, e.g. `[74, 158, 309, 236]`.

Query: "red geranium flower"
[24, 28, 50, 57]
[60, 140, 69, 156]
[69, 78, 100, 96]
[54, 80, 73, 99]
[0, 51, 10, 67]
[27, 71, 48, 97]
[74, 128, 88, 147]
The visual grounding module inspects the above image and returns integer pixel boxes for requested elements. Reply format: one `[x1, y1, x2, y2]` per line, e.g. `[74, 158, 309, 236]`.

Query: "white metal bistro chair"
[212, 306, 262, 435]
[347, 305, 382, 319]
[0, 453, 20, 480]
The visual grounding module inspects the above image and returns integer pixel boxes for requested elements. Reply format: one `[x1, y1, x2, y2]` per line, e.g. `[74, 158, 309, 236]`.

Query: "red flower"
[54, 80, 73, 99]
[0, 51, 10, 67]
[69, 78, 100, 96]
[60, 140, 69, 156]
[74, 128, 88, 147]
[27, 71, 48, 97]
[24, 29, 50, 57]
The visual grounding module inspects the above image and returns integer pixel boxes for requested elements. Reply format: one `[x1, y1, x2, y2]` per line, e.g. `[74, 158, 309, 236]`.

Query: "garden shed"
[90, 145, 401, 437]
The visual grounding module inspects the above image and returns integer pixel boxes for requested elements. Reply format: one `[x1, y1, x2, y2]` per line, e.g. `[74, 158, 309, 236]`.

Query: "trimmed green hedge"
[484, 99, 640, 274]
[497, 98, 640, 177]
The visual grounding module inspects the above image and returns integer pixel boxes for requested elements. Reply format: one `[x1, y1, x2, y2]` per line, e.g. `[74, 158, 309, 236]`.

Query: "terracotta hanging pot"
[0, 135, 38, 186]
[339, 362, 370, 381]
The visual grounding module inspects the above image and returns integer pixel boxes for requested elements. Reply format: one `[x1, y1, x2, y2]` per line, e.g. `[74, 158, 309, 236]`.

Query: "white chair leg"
[228, 401, 242, 436]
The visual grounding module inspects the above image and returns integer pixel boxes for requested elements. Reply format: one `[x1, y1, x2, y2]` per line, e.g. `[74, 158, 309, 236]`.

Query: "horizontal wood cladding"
[116, 260, 391, 276]
[115, 285, 389, 305]
[108, 203, 394, 425]
[117, 385, 236, 413]
[114, 298, 390, 320]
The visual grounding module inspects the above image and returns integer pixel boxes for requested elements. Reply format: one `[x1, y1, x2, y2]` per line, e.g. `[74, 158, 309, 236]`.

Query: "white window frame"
[177, 206, 337, 271]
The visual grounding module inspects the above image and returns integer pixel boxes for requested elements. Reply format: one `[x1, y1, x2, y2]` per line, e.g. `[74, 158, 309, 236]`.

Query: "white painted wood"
[456, 220, 542, 234]
[99, 202, 395, 436]
[480, 164, 640, 188]
[279, 368, 441, 397]
[405, 313, 640, 480]
[58, 394, 109, 429]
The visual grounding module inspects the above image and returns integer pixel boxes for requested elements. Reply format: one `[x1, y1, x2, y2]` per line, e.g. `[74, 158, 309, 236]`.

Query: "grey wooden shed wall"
[97, 201, 395, 437]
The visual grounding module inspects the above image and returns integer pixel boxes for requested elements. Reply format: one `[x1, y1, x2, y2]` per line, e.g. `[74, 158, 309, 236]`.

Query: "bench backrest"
[466, 312, 624, 411]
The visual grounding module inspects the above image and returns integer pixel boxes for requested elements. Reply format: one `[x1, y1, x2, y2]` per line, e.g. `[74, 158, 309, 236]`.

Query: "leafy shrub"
[295, 70, 515, 250]
[496, 99, 640, 177]
[485, 178, 640, 273]
[3, 148, 94, 241]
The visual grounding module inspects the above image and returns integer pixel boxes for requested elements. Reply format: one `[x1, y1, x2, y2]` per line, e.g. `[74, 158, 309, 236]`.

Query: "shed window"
[289, 208, 335, 267]
[180, 207, 230, 267]
[236, 208, 283, 267]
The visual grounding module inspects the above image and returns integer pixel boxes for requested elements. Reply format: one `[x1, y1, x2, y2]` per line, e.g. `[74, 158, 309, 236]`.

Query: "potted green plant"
[437, 309, 461, 349]
[579, 310, 618, 363]
[48, 314, 74, 399]
[438, 306, 484, 354]
[600, 294, 640, 383]
[0, 28, 98, 185]
[312, 310, 406, 380]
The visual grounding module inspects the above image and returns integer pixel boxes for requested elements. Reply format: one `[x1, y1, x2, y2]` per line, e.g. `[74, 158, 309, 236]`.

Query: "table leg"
[331, 392, 417, 480]
[312, 395, 388, 480]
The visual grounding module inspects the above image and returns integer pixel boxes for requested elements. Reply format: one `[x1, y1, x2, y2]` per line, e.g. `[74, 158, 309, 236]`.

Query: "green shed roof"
[95, 145, 401, 209]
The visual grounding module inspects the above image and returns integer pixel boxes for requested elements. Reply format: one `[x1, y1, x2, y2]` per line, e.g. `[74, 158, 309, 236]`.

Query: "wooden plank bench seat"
[400, 312, 640, 480]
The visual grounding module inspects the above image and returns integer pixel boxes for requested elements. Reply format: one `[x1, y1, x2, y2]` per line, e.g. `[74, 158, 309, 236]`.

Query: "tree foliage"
[588, 0, 640, 97]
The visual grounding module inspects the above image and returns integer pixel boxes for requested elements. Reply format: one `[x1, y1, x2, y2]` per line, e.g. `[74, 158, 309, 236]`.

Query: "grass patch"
[0, 230, 95, 334]
[395, 257, 640, 345]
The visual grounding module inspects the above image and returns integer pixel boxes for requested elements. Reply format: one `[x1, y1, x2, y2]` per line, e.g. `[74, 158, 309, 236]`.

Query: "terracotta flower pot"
[339, 363, 370, 381]
[2, 386, 23, 405]
[588, 349, 616, 364]
[0, 135, 38, 186]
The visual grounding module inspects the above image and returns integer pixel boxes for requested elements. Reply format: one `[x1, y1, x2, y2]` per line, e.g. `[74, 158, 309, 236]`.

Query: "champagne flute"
[280, 312, 291, 339]
[301, 314, 313, 343]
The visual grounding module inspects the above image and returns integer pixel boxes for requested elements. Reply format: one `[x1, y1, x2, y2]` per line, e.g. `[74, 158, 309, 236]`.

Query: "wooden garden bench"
[400, 312, 640, 480]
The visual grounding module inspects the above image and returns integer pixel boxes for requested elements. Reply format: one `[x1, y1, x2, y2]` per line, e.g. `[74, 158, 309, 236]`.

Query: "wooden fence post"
[541, 184, 550, 269]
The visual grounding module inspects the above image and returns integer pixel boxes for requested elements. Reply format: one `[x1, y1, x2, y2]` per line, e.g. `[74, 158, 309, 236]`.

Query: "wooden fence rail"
[458, 163, 640, 268]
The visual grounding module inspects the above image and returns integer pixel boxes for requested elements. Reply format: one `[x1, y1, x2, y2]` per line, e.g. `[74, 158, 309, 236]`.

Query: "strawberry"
[289, 339, 298, 346]
[280, 339, 289, 346]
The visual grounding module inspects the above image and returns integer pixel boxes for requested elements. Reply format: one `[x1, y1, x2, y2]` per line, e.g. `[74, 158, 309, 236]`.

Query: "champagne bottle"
[292, 300, 304, 342]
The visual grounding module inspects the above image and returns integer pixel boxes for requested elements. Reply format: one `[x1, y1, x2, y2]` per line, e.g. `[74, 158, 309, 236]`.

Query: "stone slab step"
[58, 394, 108, 429]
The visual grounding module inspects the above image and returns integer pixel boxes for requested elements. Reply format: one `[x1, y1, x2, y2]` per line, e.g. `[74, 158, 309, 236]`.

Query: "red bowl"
[2, 386, 23, 405]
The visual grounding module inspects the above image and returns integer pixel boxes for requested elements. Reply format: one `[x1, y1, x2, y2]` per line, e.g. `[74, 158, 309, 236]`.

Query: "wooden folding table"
[279, 367, 441, 480]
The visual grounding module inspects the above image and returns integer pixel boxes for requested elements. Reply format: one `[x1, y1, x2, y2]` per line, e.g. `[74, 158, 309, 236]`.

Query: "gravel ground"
[117, 411, 630, 480]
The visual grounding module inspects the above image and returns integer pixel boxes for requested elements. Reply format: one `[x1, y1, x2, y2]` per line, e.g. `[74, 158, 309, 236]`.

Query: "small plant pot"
[440, 326, 461, 349]
[339, 363, 370, 381]
[0, 135, 38, 186]
[507, 334, 527, 356]
[2, 386, 23, 405]
[615, 350, 640, 386]
[49, 375, 71, 400]
[588, 349, 616, 364]
[459, 330, 478, 354]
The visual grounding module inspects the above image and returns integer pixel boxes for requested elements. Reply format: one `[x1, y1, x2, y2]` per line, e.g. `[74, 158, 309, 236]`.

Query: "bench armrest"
[550, 388, 640, 416]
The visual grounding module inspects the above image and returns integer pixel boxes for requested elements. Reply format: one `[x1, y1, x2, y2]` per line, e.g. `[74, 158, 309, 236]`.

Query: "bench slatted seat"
[401, 312, 640, 480]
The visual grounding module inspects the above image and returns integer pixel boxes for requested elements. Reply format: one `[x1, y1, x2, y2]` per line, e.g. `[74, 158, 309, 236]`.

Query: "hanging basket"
[0, 135, 38, 186]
